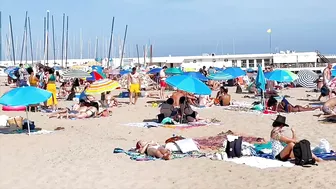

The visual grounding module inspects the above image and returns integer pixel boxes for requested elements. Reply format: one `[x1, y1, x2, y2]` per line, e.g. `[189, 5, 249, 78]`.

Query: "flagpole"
[269, 32, 272, 54]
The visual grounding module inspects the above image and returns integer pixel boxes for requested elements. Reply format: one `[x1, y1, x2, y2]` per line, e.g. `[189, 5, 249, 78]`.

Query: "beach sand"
[1, 84, 336, 189]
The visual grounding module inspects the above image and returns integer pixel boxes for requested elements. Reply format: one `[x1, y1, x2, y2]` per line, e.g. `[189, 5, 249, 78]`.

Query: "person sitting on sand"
[267, 96, 319, 113]
[198, 95, 214, 107]
[179, 96, 204, 122]
[171, 90, 197, 107]
[136, 140, 171, 160]
[317, 97, 336, 119]
[207, 80, 220, 90]
[270, 115, 322, 162]
[105, 91, 119, 107]
[160, 98, 177, 118]
[216, 87, 231, 106]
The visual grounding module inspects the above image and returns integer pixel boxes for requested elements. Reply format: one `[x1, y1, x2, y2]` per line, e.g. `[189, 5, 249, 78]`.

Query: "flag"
[267, 29, 272, 33]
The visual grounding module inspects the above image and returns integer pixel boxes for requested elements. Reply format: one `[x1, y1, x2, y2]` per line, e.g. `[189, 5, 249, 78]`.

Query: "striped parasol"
[294, 69, 318, 88]
[85, 79, 120, 95]
[63, 69, 91, 79]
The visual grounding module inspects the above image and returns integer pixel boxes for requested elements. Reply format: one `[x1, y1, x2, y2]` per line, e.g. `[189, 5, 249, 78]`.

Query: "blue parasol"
[166, 75, 211, 95]
[183, 72, 208, 81]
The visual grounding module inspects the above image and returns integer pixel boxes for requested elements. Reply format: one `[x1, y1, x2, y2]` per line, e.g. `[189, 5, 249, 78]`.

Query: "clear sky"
[1, 0, 336, 60]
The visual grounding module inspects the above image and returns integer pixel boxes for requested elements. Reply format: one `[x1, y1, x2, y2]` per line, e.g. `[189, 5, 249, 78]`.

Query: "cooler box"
[120, 92, 130, 98]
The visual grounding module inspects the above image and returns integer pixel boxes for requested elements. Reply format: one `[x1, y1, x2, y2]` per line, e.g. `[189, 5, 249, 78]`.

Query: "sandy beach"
[1, 84, 336, 189]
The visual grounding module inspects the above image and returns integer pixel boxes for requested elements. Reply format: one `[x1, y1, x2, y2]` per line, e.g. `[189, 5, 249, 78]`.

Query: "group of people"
[13, 64, 58, 111]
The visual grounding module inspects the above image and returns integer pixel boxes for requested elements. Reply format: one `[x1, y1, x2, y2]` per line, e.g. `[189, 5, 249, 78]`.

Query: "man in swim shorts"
[159, 66, 168, 99]
[320, 98, 336, 118]
[127, 67, 141, 105]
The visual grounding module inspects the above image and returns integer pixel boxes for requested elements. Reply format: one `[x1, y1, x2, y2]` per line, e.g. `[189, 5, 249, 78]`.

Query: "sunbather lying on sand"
[136, 140, 171, 160]
[49, 101, 101, 119]
[267, 96, 319, 113]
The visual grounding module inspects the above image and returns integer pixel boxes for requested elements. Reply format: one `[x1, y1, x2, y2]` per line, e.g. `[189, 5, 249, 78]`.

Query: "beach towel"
[194, 130, 265, 150]
[225, 156, 294, 169]
[115, 148, 206, 161]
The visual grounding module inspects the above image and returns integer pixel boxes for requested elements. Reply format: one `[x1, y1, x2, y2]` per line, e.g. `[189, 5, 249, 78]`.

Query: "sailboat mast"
[28, 17, 33, 64]
[65, 16, 69, 67]
[61, 13, 65, 67]
[52, 15, 56, 64]
[9, 16, 16, 65]
[119, 25, 128, 69]
[107, 17, 115, 68]
[20, 11, 28, 64]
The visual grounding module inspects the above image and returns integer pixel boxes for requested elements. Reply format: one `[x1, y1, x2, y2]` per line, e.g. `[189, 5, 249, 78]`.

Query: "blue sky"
[1, 0, 336, 60]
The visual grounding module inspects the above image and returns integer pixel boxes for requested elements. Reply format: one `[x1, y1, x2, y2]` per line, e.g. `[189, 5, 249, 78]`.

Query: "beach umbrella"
[86, 71, 104, 82]
[147, 68, 162, 74]
[92, 65, 103, 71]
[266, 70, 298, 82]
[207, 73, 234, 80]
[256, 65, 266, 91]
[166, 75, 211, 95]
[85, 79, 121, 95]
[53, 66, 63, 71]
[120, 70, 130, 75]
[294, 70, 318, 88]
[221, 67, 246, 78]
[0, 87, 52, 135]
[246, 68, 255, 73]
[5, 66, 18, 74]
[165, 68, 183, 75]
[63, 69, 91, 79]
[183, 72, 209, 81]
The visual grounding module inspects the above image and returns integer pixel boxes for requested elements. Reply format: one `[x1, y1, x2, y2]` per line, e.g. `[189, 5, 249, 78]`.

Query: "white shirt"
[159, 69, 166, 81]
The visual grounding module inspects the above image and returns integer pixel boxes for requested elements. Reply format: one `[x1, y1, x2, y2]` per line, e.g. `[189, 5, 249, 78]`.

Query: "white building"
[112, 51, 334, 73]
[1, 51, 334, 73]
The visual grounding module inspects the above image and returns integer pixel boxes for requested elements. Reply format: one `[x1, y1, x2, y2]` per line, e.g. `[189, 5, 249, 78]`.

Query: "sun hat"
[272, 115, 289, 127]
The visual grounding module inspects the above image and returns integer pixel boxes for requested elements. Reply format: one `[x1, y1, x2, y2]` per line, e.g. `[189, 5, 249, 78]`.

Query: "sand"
[1, 84, 336, 189]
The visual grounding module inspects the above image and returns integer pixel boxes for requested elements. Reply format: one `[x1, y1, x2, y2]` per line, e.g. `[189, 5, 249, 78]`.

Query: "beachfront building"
[1, 51, 335, 73]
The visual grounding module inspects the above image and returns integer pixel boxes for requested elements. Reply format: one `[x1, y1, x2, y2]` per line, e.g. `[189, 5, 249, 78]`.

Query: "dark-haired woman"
[46, 68, 58, 111]
[179, 96, 204, 122]
[267, 96, 319, 113]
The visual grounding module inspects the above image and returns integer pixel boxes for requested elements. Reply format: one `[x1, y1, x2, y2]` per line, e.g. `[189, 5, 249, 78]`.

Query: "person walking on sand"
[159, 66, 168, 99]
[127, 67, 141, 105]
[318, 63, 333, 100]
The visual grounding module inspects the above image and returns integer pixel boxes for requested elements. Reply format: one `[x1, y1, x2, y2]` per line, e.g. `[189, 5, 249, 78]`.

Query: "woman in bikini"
[136, 140, 171, 160]
[179, 96, 204, 122]
[270, 115, 322, 162]
[267, 96, 319, 113]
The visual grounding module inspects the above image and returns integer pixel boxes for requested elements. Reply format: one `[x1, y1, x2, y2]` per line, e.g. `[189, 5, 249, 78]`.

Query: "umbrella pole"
[26, 109, 31, 136]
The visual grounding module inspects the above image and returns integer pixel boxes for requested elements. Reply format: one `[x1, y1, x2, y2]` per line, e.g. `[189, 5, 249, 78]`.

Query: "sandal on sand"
[54, 127, 65, 131]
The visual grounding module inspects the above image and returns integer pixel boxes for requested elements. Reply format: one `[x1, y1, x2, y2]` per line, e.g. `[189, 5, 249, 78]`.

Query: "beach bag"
[293, 139, 316, 166]
[22, 120, 35, 130]
[225, 136, 242, 158]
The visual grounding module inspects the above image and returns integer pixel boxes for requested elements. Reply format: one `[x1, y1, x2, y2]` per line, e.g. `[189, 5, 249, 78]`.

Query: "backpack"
[225, 136, 242, 158]
[293, 139, 316, 166]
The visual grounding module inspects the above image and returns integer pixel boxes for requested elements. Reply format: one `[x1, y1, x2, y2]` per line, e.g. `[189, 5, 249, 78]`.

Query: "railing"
[316, 50, 330, 63]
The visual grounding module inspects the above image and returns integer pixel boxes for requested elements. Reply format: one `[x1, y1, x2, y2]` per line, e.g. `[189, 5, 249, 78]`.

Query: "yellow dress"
[47, 75, 58, 106]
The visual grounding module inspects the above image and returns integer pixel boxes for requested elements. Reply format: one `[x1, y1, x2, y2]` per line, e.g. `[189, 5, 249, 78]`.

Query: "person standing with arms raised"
[127, 67, 141, 105]
[159, 66, 167, 99]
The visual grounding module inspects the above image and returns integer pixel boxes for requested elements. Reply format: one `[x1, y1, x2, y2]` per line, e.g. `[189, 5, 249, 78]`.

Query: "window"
[248, 59, 255, 68]
[232, 60, 237, 67]
[224, 59, 228, 62]
[264, 59, 270, 67]
[241, 60, 247, 68]
[193, 60, 197, 63]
